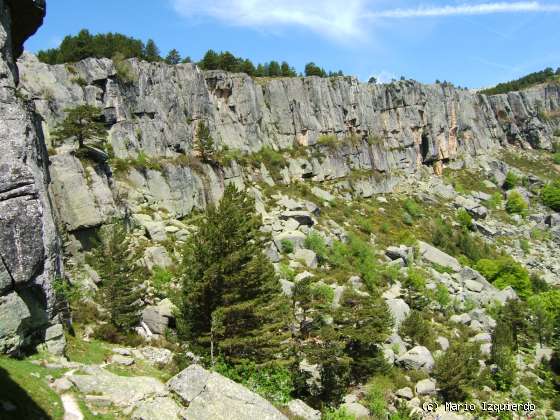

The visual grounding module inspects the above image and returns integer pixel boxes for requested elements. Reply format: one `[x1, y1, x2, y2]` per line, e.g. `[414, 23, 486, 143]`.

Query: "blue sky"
[25, 0, 560, 88]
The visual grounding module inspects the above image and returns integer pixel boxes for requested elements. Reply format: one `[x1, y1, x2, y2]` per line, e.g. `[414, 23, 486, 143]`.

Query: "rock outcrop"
[0, 0, 63, 354]
[16, 53, 560, 235]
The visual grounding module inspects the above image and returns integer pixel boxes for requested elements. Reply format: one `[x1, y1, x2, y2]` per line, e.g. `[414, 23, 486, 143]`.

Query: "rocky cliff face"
[0, 0, 64, 355]
[16, 54, 559, 236]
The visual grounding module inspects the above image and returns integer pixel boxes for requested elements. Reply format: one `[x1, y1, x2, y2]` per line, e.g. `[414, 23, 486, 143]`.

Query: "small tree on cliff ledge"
[178, 184, 289, 365]
[193, 121, 215, 163]
[52, 104, 107, 148]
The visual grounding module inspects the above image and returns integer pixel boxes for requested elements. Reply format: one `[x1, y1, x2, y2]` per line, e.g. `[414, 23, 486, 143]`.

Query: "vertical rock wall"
[0, 0, 63, 355]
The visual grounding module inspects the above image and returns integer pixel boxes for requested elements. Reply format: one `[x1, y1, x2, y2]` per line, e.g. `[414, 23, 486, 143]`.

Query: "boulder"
[280, 279, 295, 297]
[294, 249, 318, 268]
[287, 399, 321, 420]
[69, 366, 166, 408]
[395, 387, 414, 400]
[340, 401, 369, 418]
[111, 354, 135, 366]
[397, 346, 435, 372]
[143, 221, 168, 242]
[135, 346, 173, 365]
[471, 333, 492, 343]
[464, 279, 484, 293]
[415, 378, 436, 396]
[43, 324, 66, 356]
[0, 292, 32, 354]
[436, 336, 450, 351]
[132, 396, 186, 420]
[385, 298, 410, 328]
[385, 246, 413, 265]
[418, 241, 461, 272]
[279, 211, 315, 227]
[167, 365, 287, 419]
[144, 246, 172, 270]
[311, 187, 335, 202]
[273, 231, 306, 251]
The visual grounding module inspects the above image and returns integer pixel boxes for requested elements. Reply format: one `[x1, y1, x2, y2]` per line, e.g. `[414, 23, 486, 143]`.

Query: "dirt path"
[61, 394, 83, 420]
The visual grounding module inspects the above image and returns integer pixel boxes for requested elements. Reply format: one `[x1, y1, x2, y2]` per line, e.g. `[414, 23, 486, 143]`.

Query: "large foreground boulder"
[167, 364, 287, 420]
[396, 346, 435, 372]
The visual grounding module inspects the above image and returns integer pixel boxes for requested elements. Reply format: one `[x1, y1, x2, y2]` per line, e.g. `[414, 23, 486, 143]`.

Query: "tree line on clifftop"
[37, 29, 344, 78]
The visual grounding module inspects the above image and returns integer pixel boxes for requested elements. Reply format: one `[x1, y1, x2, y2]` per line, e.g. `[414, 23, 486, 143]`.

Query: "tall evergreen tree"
[165, 49, 182, 65]
[87, 221, 144, 331]
[178, 185, 289, 364]
[335, 290, 392, 380]
[144, 39, 161, 62]
[51, 105, 107, 148]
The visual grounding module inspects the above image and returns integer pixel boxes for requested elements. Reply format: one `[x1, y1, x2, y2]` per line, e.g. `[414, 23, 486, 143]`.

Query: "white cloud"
[171, 0, 368, 40]
[366, 1, 560, 18]
[171, 1, 560, 41]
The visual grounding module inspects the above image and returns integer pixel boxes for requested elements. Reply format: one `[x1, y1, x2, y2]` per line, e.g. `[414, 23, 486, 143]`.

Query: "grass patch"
[65, 332, 112, 365]
[0, 356, 66, 419]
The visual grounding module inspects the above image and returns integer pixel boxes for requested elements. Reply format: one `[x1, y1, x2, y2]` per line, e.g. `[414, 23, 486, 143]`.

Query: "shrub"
[364, 376, 394, 418]
[113, 52, 137, 83]
[505, 192, 528, 216]
[434, 283, 451, 309]
[399, 310, 436, 350]
[280, 239, 294, 254]
[323, 407, 355, 420]
[456, 208, 473, 230]
[403, 199, 422, 218]
[317, 134, 339, 151]
[214, 361, 294, 405]
[519, 239, 530, 254]
[553, 152, 560, 165]
[503, 171, 520, 190]
[486, 192, 503, 209]
[475, 257, 532, 299]
[541, 180, 560, 211]
[304, 232, 328, 263]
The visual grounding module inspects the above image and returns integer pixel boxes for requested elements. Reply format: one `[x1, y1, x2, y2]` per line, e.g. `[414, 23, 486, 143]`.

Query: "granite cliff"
[15, 54, 560, 237]
[0, 0, 64, 355]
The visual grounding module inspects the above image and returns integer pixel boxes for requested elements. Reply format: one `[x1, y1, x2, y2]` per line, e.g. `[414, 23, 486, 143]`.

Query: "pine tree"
[178, 185, 289, 364]
[165, 49, 181, 65]
[51, 105, 107, 148]
[87, 221, 144, 331]
[491, 317, 516, 390]
[335, 289, 393, 380]
[434, 340, 481, 401]
[144, 39, 161, 62]
[193, 121, 215, 162]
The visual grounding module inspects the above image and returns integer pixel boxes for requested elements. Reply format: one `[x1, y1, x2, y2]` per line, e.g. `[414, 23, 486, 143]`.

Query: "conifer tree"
[178, 185, 289, 364]
[144, 39, 161, 62]
[165, 49, 181, 65]
[335, 289, 393, 380]
[87, 221, 144, 331]
[193, 121, 215, 162]
[52, 105, 107, 148]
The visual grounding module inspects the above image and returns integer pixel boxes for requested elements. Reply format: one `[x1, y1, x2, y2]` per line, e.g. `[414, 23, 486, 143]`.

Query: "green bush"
[456, 208, 473, 230]
[503, 171, 520, 190]
[280, 239, 294, 254]
[553, 152, 560, 165]
[475, 257, 532, 299]
[541, 180, 560, 211]
[364, 376, 394, 418]
[214, 361, 294, 405]
[305, 232, 328, 263]
[505, 192, 528, 216]
[323, 407, 355, 420]
[403, 199, 422, 218]
[317, 134, 339, 151]
[486, 192, 503, 209]
[434, 283, 451, 308]
[399, 310, 436, 350]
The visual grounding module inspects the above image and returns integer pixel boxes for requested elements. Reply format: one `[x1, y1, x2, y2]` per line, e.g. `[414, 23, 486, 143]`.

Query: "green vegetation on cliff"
[480, 67, 560, 95]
